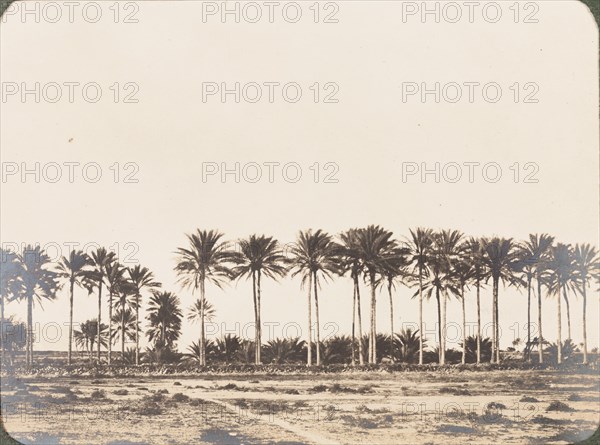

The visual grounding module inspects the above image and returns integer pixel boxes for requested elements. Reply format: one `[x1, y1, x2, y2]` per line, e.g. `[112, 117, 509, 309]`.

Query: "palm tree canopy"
[1, 248, 20, 301]
[174, 229, 236, 290]
[289, 229, 340, 288]
[232, 234, 287, 281]
[481, 237, 523, 288]
[127, 265, 161, 306]
[188, 297, 216, 323]
[146, 291, 183, 347]
[12, 245, 59, 307]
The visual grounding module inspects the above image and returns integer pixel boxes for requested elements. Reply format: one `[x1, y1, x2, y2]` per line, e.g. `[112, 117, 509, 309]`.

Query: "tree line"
[0, 227, 598, 368]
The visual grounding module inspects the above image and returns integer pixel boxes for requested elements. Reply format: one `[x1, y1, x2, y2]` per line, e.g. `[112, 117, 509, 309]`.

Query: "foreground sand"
[2, 370, 599, 444]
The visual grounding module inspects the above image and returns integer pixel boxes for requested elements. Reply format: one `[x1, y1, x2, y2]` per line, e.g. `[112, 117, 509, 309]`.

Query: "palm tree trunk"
[251, 271, 258, 364]
[582, 282, 588, 364]
[135, 294, 140, 365]
[0, 293, 4, 365]
[563, 290, 571, 340]
[351, 279, 356, 366]
[388, 280, 394, 363]
[68, 279, 74, 366]
[537, 273, 543, 364]
[369, 272, 377, 364]
[121, 304, 126, 358]
[476, 278, 481, 364]
[256, 270, 262, 365]
[307, 272, 313, 366]
[27, 295, 33, 367]
[97, 280, 103, 362]
[108, 290, 113, 365]
[441, 291, 446, 365]
[495, 278, 500, 364]
[200, 278, 206, 366]
[491, 278, 497, 364]
[418, 270, 424, 365]
[355, 276, 364, 365]
[461, 284, 466, 365]
[313, 271, 321, 366]
[436, 289, 442, 364]
[557, 277, 562, 364]
[526, 274, 532, 362]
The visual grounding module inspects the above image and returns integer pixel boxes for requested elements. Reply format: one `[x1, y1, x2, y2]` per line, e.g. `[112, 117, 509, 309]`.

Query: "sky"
[1, 0, 598, 354]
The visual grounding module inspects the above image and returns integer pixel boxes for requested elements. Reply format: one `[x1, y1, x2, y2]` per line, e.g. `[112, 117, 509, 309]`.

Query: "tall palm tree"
[0, 249, 19, 362]
[452, 255, 473, 364]
[517, 234, 554, 362]
[87, 247, 116, 362]
[406, 228, 434, 365]
[232, 235, 287, 365]
[337, 229, 365, 365]
[356, 225, 397, 364]
[547, 243, 574, 364]
[463, 238, 487, 364]
[12, 246, 59, 367]
[174, 229, 235, 366]
[289, 229, 339, 366]
[378, 249, 410, 363]
[146, 291, 183, 348]
[128, 265, 161, 365]
[104, 262, 129, 365]
[572, 244, 599, 364]
[56, 250, 91, 365]
[481, 238, 521, 363]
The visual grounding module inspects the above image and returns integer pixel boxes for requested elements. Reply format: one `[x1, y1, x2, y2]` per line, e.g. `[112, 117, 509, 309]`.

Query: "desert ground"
[1, 368, 599, 445]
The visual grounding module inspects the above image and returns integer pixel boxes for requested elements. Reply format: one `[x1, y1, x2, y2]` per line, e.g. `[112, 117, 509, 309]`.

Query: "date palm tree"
[56, 250, 92, 365]
[379, 249, 410, 363]
[463, 238, 487, 364]
[572, 244, 599, 364]
[87, 247, 116, 362]
[74, 319, 108, 361]
[128, 265, 161, 365]
[146, 291, 182, 349]
[187, 297, 216, 324]
[547, 243, 575, 364]
[481, 238, 521, 363]
[406, 228, 434, 365]
[12, 246, 59, 367]
[111, 307, 138, 358]
[232, 235, 287, 365]
[452, 255, 473, 364]
[356, 225, 397, 364]
[517, 234, 554, 362]
[0, 248, 19, 363]
[103, 262, 129, 365]
[338, 229, 365, 365]
[289, 229, 339, 366]
[174, 229, 235, 366]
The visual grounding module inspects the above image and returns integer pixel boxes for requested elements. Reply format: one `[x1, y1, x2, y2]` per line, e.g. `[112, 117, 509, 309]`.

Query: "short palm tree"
[174, 229, 235, 366]
[289, 229, 339, 366]
[355, 225, 397, 364]
[128, 265, 161, 365]
[86, 247, 116, 362]
[74, 319, 108, 361]
[481, 237, 521, 363]
[146, 291, 183, 349]
[232, 234, 287, 364]
[572, 244, 599, 363]
[12, 246, 59, 367]
[111, 307, 138, 357]
[406, 228, 434, 365]
[56, 250, 92, 365]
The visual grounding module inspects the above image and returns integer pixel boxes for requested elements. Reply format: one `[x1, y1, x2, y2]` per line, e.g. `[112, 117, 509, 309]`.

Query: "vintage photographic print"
[0, 1, 599, 444]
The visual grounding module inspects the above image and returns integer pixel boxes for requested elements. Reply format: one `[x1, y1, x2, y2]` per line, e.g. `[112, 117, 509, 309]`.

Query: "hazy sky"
[1, 0, 598, 353]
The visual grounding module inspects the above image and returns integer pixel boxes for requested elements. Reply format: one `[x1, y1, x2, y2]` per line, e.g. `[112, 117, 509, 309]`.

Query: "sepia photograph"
[1, 1, 599, 444]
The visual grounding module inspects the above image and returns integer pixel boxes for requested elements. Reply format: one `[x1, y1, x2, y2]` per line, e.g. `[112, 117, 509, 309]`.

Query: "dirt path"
[201, 396, 341, 445]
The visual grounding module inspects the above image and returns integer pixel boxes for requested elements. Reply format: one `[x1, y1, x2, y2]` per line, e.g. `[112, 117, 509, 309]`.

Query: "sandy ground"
[1, 370, 599, 444]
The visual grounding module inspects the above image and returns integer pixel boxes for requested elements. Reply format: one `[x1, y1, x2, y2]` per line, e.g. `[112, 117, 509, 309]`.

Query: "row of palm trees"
[0, 227, 598, 368]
